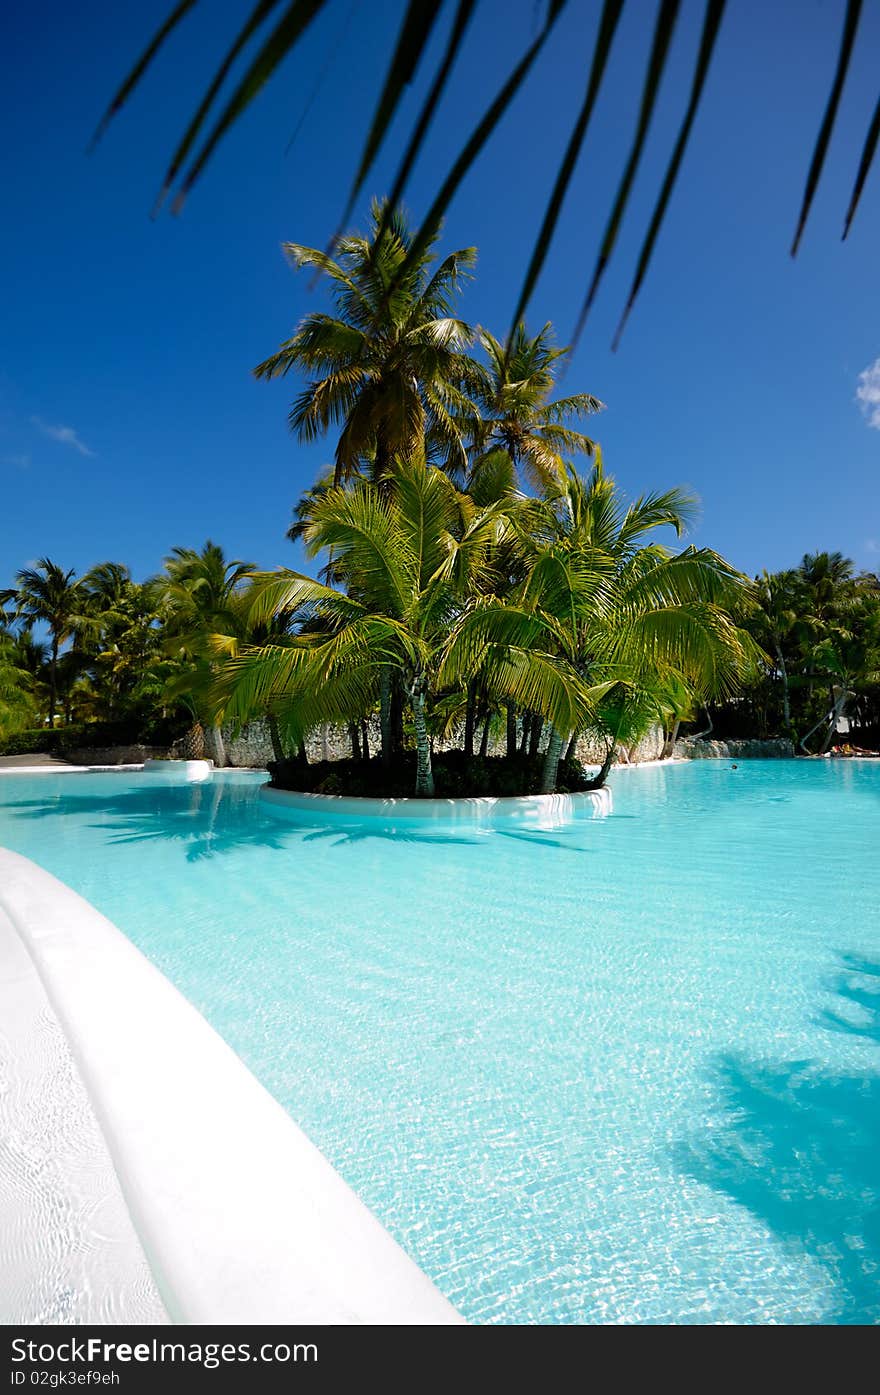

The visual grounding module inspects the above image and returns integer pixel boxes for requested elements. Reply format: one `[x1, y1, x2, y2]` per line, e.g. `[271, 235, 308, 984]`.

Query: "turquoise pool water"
[1, 760, 878, 1324]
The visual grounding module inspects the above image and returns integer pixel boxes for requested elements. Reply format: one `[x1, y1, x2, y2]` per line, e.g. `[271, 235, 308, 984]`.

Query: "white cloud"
[856, 358, 880, 429]
[3, 452, 30, 470]
[31, 415, 94, 456]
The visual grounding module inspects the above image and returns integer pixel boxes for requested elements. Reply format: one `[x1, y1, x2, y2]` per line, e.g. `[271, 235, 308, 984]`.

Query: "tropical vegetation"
[2, 211, 878, 790]
[709, 552, 880, 753]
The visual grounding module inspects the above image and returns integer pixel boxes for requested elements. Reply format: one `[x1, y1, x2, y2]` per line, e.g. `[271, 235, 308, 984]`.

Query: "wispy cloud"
[856, 358, 880, 430]
[31, 415, 94, 456]
[3, 452, 30, 470]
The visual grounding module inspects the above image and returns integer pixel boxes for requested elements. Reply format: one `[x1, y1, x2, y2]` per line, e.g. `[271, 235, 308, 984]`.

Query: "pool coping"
[0, 849, 461, 1325]
[260, 784, 613, 825]
[0, 763, 147, 774]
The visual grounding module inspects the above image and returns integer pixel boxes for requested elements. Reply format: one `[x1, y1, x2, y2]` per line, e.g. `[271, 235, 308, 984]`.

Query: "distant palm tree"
[470, 323, 603, 494]
[254, 201, 480, 483]
[76, 563, 162, 721]
[800, 551, 855, 618]
[151, 542, 256, 765]
[752, 569, 802, 733]
[15, 559, 83, 726]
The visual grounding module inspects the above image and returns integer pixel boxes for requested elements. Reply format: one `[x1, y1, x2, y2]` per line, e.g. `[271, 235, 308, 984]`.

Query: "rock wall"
[574, 724, 665, 766]
[673, 736, 795, 760]
[222, 722, 274, 768]
[221, 719, 666, 769]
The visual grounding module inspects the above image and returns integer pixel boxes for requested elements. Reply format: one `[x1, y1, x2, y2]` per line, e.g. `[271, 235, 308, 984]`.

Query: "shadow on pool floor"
[676, 954, 880, 1323]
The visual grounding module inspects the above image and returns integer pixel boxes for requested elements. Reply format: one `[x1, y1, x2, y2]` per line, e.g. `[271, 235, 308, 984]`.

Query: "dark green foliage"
[704, 554, 880, 752]
[0, 715, 183, 758]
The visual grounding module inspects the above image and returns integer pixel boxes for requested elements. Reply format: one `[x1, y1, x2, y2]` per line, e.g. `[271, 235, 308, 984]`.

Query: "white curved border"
[261, 785, 613, 828]
[0, 849, 460, 1325]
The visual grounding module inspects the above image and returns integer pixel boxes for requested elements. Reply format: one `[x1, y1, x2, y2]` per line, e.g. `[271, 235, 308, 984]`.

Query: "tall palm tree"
[751, 569, 802, 734]
[14, 559, 83, 726]
[254, 201, 481, 483]
[469, 322, 603, 494]
[151, 542, 256, 765]
[218, 461, 516, 795]
[75, 563, 163, 723]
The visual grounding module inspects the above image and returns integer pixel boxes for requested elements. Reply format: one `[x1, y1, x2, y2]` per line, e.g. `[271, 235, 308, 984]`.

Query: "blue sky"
[1, 0, 878, 589]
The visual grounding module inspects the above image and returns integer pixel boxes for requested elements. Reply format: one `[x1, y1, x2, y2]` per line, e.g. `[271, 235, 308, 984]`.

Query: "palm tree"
[469, 322, 603, 494]
[218, 461, 512, 795]
[76, 564, 163, 723]
[751, 569, 802, 734]
[103, 4, 877, 350]
[444, 462, 758, 792]
[794, 560, 879, 752]
[254, 202, 481, 483]
[14, 559, 83, 726]
[151, 542, 256, 765]
[0, 631, 35, 739]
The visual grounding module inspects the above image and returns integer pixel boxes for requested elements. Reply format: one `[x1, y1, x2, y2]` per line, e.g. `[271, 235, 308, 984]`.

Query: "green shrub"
[0, 715, 182, 758]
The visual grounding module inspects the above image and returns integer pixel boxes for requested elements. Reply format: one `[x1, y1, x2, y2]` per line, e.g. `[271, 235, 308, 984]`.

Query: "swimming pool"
[1, 760, 878, 1324]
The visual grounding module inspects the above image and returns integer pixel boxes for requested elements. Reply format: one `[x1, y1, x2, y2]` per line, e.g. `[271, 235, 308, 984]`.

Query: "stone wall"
[221, 719, 666, 769]
[673, 736, 795, 760]
[222, 722, 274, 768]
[222, 720, 378, 768]
[573, 724, 665, 766]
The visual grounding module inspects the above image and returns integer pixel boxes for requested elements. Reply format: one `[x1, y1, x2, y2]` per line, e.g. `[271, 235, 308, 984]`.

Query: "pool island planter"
[0, 849, 460, 1325]
[261, 784, 613, 827]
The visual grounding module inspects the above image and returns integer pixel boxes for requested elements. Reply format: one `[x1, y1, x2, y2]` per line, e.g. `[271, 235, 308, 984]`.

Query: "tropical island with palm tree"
[2, 208, 879, 799]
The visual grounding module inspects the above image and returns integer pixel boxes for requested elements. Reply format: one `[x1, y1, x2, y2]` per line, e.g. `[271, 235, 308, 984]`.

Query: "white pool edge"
[261, 784, 613, 826]
[0, 849, 461, 1325]
[0, 764, 147, 774]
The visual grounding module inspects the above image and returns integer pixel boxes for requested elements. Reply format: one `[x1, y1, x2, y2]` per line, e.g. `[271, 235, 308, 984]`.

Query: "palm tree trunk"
[519, 711, 532, 756]
[540, 727, 565, 794]
[463, 679, 476, 759]
[267, 713, 284, 764]
[374, 428, 391, 482]
[361, 720, 370, 760]
[529, 714, 544, 759]
[819, 685, 850, 755]
[348, 722, 362, 761]
[49, 635, 58, 728]
[583, 742, 616, 790]
[379, 666, 392, 766]
[411, 677, 434, 797]
[506, 701, 517, 759]
[775, 641, 792, 732]
[391, 673, 405, 754]
[204, 723, 227, 768]
[479, 712, 491, 758]
[661, 718, 680, 760]
[565, 729, 580, 762]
